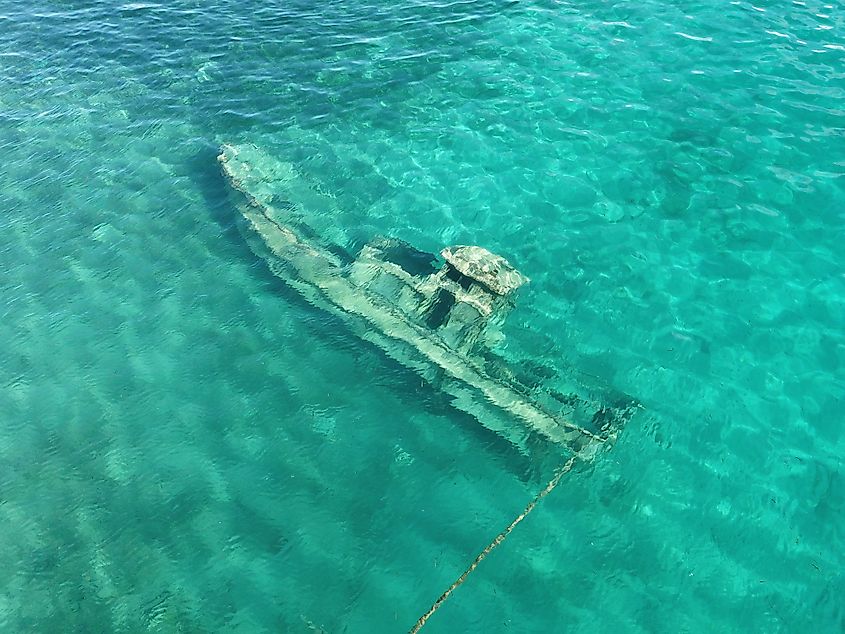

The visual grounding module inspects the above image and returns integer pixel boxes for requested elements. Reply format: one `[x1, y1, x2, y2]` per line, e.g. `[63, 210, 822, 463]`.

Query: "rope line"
[409, 454, 579, 633]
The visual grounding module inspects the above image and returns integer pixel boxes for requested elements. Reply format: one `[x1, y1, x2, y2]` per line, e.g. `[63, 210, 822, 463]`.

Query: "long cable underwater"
[408, 454, 579, 632]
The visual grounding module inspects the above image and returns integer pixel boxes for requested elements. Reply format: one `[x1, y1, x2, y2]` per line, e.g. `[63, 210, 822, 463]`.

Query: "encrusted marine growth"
[219, 143, 636, 459]
[440, 245, 528, 296]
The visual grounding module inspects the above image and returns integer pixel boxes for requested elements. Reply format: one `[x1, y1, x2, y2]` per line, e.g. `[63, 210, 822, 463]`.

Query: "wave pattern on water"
[0, 0, 843, 631]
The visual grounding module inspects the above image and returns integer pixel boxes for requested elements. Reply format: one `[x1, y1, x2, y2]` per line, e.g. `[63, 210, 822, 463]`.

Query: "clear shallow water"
[1, 0, 844, 631]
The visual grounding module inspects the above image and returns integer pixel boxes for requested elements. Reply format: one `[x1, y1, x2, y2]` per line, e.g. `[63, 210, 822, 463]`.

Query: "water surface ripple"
[1, 0, 843, 631]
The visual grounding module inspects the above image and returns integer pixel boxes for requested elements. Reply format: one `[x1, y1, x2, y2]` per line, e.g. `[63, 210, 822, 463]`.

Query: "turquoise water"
[1, 0, 844, 630]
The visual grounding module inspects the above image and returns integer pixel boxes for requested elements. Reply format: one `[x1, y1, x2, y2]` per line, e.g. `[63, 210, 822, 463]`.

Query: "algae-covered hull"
[219, 143, 636, 460]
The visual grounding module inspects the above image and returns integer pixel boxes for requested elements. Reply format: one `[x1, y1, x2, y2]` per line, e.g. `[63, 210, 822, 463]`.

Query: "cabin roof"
[440, 245, 529, 296]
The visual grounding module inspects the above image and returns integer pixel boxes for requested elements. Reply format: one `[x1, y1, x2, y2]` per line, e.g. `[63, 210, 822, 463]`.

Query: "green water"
[1, 0, 843, 631]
